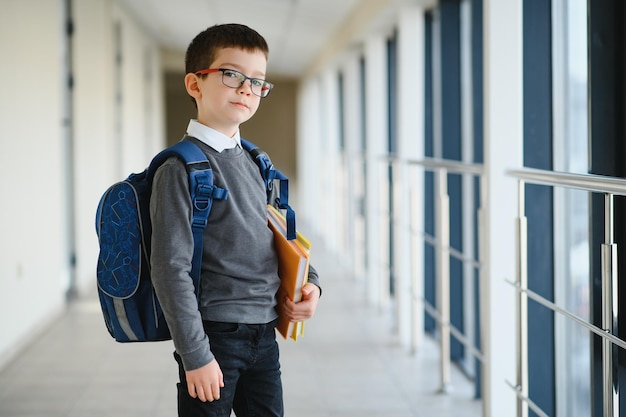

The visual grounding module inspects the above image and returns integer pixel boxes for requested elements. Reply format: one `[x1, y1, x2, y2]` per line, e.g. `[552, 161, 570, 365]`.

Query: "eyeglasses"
[195, 68, 274, 98]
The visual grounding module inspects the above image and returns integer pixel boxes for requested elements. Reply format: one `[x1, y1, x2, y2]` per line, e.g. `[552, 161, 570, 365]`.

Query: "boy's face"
[186, 47, 268, 137]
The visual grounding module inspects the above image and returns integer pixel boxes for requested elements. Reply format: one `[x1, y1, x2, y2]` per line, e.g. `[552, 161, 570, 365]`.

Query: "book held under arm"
[267, 205, 311, 341]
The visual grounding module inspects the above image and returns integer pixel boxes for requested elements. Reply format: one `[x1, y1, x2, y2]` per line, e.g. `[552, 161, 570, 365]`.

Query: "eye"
[251, 78, 264, 87]
[222, 69, 241, 79]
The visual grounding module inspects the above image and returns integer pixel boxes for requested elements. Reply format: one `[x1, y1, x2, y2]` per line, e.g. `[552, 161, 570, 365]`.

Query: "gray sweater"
[150, 138, 319, 371]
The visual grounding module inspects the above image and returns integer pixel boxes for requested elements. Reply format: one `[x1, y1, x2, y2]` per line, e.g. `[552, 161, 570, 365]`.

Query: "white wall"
[338, 51, 367, 280]
[296, 78, 322, 232]
[395, 5, 426, 350]
[0, 0, 67, 370]
[0, 0, 165, 369]
[481, 0, 523, 414]
[363, 33, 390, 309]
[318, 70, 342, 252]
[73, 0, 165, 296]
[73, 0, 116, 297]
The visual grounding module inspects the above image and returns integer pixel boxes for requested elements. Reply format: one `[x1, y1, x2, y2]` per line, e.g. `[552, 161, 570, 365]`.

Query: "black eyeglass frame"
[194, 68, 274, 98]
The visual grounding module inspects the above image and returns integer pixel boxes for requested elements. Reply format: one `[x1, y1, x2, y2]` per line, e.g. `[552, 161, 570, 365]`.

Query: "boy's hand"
[186, 359, 224, 402]
[282, 283, 321, 322]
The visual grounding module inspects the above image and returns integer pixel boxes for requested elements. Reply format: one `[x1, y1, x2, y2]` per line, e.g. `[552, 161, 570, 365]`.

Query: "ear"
[184, 73, 202, 101]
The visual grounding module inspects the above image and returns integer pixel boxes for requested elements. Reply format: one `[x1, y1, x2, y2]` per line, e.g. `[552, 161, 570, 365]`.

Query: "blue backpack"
[95, 137, 294, 342]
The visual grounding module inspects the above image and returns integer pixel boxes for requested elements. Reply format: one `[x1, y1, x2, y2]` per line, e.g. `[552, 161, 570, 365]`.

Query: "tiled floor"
[0, 244, 482, 417]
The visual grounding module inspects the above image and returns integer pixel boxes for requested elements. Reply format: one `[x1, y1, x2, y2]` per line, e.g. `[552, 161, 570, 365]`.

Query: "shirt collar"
[186, 119, 241, 152]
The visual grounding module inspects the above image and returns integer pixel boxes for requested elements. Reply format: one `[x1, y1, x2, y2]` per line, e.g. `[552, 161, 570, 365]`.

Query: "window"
[552, 0, 590, 416]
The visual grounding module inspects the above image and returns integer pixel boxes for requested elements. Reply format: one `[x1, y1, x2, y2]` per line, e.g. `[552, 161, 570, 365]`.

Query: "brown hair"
[185, 23, 269, 75]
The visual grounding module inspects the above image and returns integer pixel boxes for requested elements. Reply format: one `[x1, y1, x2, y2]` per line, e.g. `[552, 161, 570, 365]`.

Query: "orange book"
[267, 205, 311, 341]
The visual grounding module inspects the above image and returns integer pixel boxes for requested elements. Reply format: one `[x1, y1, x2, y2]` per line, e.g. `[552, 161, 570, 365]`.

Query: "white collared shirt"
[186, 119, 241, 152]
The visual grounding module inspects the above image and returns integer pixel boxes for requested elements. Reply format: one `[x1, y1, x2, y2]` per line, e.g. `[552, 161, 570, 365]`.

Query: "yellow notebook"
[267, 205, 311, 341]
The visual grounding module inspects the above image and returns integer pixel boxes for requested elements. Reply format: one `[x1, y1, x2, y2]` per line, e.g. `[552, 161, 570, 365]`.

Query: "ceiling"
[117, 0, 367, 79]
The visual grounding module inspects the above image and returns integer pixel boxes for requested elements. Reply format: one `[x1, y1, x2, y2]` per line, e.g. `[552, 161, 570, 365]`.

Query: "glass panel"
[460, 0, 477, 379]
[553, 0, 590, 416]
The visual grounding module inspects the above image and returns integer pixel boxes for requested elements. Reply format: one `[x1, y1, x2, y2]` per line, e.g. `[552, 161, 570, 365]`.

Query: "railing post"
[435, 167, 452, 393]
[478, 187, 489, 417]
[515, 180, 528, 417]
[602, 193, 618, 417]
[408, 165, 424, 353]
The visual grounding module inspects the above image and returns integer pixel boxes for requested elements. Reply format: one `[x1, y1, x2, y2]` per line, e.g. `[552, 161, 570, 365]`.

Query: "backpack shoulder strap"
[241, 138, 296, 240]
[147, 139, 229, 294]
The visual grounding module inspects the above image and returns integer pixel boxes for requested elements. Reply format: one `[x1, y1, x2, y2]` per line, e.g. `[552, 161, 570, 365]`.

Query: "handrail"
[506, 381, 550, 417]
[406, 157, 484, 176]
[505, 280, 626, 351]
[381, 153, 485, 396]
[508, 166, 626, 417]
[384, 154, 485, 176]
[508, 167, 626, 196]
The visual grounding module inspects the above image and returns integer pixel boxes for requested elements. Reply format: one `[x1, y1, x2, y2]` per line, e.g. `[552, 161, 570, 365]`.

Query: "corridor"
[0, 242, 481, 417]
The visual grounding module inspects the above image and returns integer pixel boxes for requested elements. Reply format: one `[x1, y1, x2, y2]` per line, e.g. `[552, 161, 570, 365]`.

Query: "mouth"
[231, 101, 249, 110]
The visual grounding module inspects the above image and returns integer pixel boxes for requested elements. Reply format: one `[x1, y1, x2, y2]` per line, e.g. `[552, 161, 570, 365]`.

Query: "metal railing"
[356, 155, 626, 416]
[346, 155, 626, 417]
[381, 154, 486, 398]
[508, 167, 626, 417]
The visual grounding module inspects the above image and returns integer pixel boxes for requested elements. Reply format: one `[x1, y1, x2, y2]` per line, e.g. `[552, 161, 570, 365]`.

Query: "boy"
[150, 23, 321, 417]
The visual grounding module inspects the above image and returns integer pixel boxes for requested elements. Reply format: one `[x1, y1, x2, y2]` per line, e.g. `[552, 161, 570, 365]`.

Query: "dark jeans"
[174, 318, 283, 417]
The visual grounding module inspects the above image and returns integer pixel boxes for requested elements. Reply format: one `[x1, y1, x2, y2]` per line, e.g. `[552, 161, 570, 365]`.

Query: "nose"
[237, 79, 253, 95]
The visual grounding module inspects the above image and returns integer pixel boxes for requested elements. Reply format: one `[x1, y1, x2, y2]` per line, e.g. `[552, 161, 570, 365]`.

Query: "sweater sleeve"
[150, 158, 213, 371]
[307, 264, 322, 296]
